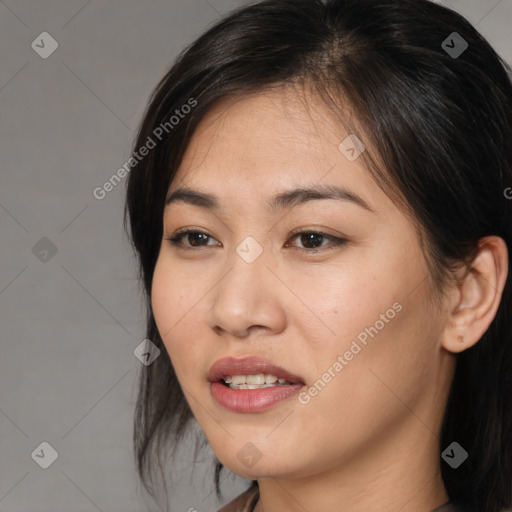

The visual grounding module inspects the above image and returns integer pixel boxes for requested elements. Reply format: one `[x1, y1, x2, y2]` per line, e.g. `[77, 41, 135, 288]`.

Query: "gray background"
[0, 1, 510, 511]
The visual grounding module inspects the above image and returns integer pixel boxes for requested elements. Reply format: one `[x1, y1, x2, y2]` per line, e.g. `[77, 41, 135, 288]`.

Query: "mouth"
[207, 356, 306, 412]
[220, 374, 297, 389]
[208, 356, 305, 387]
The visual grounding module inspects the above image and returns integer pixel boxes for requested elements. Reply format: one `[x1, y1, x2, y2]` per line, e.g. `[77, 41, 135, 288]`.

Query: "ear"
[441, 236, 508, 354]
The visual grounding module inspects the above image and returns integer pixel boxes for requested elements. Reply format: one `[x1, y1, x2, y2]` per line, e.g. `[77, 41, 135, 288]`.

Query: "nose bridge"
[219, 235, 269, 306]
[207, 236, 285, 336]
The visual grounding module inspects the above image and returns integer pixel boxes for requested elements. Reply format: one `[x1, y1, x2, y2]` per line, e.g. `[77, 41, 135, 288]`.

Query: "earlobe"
[441, 236, 508, 354]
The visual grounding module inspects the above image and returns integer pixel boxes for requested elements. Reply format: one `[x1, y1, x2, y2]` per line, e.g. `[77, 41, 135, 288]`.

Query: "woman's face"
[151, 87, 454, 481]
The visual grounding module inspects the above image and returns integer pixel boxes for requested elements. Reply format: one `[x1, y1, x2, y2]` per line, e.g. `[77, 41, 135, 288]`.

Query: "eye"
[165, 228, 347, 253]
[285, 229, 347, 253]
[166, 229, 220, 249]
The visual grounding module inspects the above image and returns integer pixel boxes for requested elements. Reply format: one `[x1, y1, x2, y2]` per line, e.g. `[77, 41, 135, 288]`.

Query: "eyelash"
[165, 228, 347, 254]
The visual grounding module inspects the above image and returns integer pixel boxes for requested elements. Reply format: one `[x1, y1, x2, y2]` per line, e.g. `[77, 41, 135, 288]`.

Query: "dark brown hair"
[123, 1, 512, 510]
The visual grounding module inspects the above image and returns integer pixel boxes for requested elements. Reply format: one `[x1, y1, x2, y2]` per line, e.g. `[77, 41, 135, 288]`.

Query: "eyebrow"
[165, 184, 375, 214]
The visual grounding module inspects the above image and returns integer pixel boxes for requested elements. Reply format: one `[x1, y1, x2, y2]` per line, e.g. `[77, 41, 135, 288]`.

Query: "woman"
[123, 0, 512, 511]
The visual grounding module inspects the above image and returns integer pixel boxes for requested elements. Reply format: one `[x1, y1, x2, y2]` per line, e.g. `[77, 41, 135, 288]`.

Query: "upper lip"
[208, 356, 305, 384]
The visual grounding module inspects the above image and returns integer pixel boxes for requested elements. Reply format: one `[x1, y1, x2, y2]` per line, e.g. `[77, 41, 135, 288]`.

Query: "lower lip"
[210, 382, 304, 412]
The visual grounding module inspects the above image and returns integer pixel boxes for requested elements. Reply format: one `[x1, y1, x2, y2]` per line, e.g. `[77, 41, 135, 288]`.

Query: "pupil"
[189, 233, 208, 246]
[301, 233, 322, 248]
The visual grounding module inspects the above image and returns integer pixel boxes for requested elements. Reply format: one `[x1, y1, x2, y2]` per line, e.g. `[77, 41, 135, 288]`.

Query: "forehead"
[177, 87, 346, 172]
[167, 87, 391, 216]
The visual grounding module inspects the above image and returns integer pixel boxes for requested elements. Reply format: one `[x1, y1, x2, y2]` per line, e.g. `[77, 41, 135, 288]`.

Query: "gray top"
[217, 486, 467, 512]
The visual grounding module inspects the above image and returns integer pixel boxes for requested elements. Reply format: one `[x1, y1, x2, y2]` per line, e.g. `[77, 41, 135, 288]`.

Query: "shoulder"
[217, 484, 259, 512]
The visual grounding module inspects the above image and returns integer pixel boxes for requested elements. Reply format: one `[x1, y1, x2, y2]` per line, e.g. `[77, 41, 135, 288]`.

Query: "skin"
[151, 86, 508, 512]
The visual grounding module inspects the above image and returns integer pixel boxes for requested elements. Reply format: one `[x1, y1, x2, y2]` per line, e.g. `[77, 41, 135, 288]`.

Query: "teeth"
[223, 374, 292, 385]
[228, 383, 290, 389]
[246, 373, 265, 384]
[229, 384, 276, 389]
[223, 373, 295, 388]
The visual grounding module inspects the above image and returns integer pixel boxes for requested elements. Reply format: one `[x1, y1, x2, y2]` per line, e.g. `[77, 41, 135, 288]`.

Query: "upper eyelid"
[169, 225, 344, 237]
[170, 227, 339, 239]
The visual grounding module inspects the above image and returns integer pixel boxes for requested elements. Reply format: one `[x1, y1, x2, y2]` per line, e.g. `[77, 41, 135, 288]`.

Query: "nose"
[206, 247, 287, 339]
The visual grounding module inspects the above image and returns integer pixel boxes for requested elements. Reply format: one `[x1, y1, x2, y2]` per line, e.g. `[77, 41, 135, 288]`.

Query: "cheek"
[151, 257, 203, 375]
[292, 284, 438, 457]
[289, 235, 433, 379]
[326, 278, 439, 420]
[277, 253, 401, 354]
[151, 257, 176, 337]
